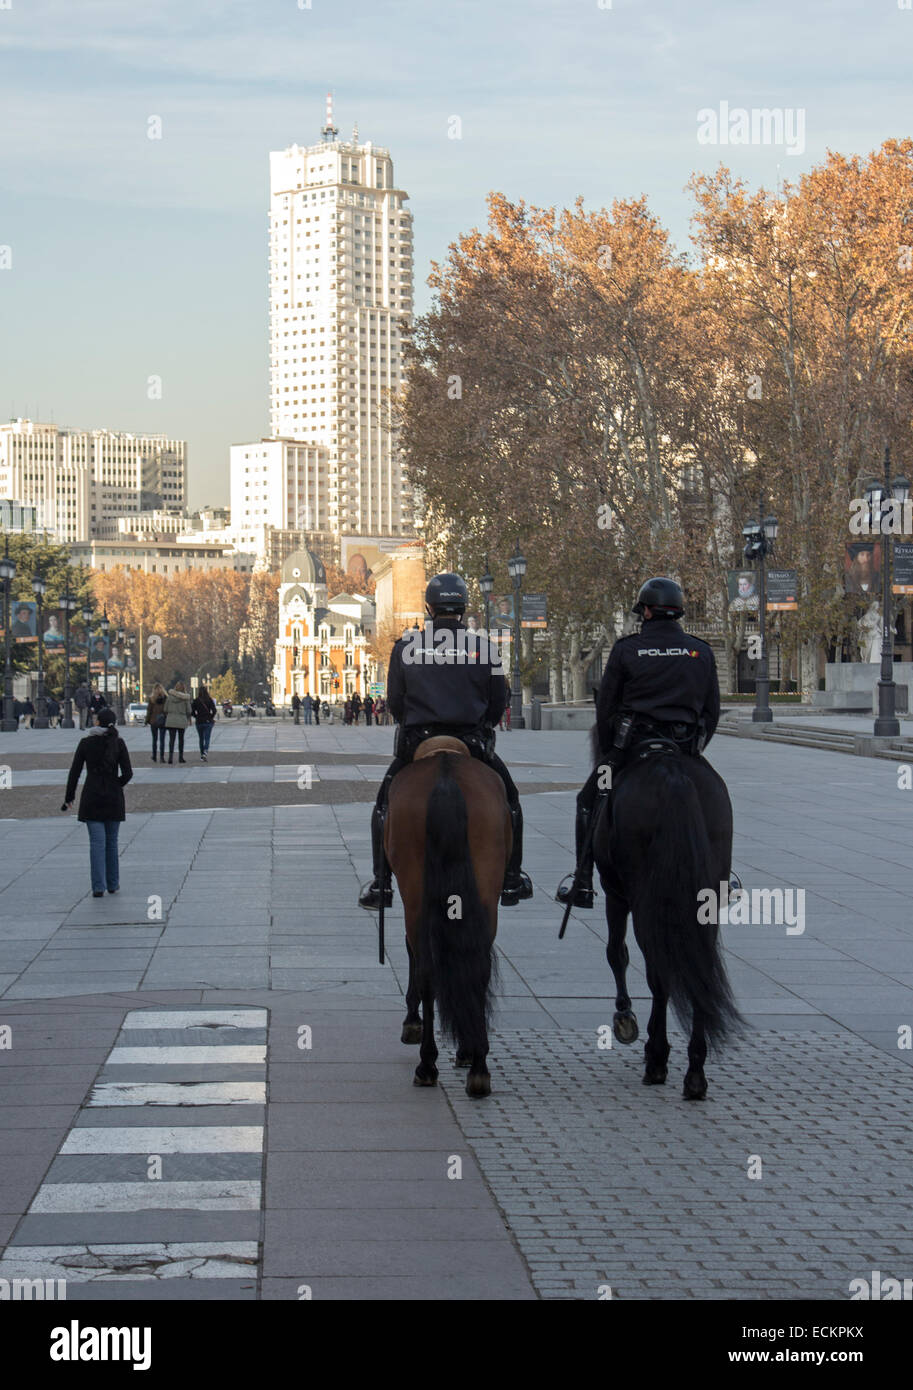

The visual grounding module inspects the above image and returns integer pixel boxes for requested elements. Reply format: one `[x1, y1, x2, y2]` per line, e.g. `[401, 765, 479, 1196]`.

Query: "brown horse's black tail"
[421, 754, 497, 1054]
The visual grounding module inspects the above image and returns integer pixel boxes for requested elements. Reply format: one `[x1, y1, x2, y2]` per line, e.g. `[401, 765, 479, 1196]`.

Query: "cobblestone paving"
[442, 1027, 913, 1300]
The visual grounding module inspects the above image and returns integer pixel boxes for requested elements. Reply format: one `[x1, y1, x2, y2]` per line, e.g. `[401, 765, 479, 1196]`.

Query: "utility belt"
[612, 713, 705, 760]
[396, 722, 494, 762]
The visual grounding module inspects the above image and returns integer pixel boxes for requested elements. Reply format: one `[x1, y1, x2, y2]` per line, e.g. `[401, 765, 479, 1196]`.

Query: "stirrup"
[555, 873, 595, 908]
[501, 870, 533, 907]
[358, 878, 393, 910]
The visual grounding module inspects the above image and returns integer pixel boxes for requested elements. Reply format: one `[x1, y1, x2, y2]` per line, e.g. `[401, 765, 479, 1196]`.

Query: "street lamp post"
[116, 627, 126, 724]
[742, 493, 778, 724]
[59, 580, 78, 729]
[865, 446, 910, 738]
[32, 567, 49, 728]
[506, 539, 527, 729]
[81, 603, 93, 691]
[480, 557, 493, 634]
[100, 608, 110, 712]
[0, 538, 17, 733]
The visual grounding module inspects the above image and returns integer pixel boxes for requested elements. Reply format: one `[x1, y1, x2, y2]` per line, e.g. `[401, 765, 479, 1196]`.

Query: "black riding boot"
[555, 802, 597, 908]
[501, 803, 533, 906]
[358, 803, 393, 910]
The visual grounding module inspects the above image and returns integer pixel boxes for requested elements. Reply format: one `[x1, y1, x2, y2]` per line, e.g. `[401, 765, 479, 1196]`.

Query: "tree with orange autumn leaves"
[398, 140, 913, 696]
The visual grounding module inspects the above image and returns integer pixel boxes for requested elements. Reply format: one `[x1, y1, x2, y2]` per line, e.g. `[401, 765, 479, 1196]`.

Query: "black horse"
[591, 729, 743, 1099]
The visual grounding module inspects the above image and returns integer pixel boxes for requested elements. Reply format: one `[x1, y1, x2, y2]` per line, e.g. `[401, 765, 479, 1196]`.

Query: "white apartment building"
[267, 99, 415, 540]
[0, 419, 185, 544]
[229, 437, 331, 551]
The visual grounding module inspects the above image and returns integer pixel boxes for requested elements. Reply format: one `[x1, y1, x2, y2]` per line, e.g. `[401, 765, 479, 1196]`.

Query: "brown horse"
[385, 736, 511, 1098]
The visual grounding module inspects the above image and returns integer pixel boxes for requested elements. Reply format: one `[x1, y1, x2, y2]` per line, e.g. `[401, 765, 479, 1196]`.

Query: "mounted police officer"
[556, 576, 721, 907]
[358, 572, 533, 910]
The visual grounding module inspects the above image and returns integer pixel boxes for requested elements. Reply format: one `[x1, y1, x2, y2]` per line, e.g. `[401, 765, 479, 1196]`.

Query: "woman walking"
[62, 708, 133, 898]
[191, 684, 217, 761]
[146, 682, 167, 761]
[164, 681, 192, 764]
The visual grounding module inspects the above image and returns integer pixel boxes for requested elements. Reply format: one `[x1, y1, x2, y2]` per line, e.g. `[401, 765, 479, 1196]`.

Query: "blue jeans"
[87, 820, 120, 893]
[197, 720, 214, 754]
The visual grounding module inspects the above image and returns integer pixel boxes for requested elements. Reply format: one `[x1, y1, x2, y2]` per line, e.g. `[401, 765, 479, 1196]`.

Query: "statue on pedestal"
[858, 601, 882, 665]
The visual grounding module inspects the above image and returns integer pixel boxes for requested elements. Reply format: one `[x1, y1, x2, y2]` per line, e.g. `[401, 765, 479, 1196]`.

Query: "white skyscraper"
[267, 96, 414, 541]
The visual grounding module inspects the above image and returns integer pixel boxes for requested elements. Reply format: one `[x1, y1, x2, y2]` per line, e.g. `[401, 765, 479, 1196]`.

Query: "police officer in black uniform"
[556, 576, 721, 906]
[358, 572, 534, 909]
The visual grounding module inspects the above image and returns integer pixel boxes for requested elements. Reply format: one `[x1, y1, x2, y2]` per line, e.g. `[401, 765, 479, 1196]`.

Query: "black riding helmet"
[425, 572, 468, 617]
[633, 576, 685, 619]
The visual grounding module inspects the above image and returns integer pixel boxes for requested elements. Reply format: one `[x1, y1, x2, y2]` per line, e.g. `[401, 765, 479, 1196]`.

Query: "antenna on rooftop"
[322, 91, 338, 143]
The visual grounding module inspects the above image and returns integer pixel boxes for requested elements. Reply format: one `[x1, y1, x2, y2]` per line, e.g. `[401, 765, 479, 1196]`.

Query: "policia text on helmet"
[358, 572, 533, 910]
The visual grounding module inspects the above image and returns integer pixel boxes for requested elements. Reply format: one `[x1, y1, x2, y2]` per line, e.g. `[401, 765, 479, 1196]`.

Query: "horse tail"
[632, 757, 743, 1047]
[421, 754, 497, 1054]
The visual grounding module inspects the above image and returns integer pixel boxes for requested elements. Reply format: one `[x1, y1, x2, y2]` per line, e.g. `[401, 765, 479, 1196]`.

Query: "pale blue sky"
[1, 0, 910, 507]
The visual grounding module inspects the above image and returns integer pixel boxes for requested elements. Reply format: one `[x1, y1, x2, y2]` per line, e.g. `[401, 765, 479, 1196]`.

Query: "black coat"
[191, 695, 216, 722]
[65, 731, 133, 822]
[596, 618, 721, 754]
[387, 618, 507, 729]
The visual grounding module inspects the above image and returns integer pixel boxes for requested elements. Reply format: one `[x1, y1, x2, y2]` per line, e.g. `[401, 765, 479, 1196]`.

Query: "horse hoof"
[642, 1066, 667, 1086]
[683, 1070, 707, 1101]
[454, 1052, 471, 1069]
[613, 1010, 639, 1045]
[466, 1073, 491, 1098]
[401, 1022, 422, 1045]
[413, 1068, 438, 1087]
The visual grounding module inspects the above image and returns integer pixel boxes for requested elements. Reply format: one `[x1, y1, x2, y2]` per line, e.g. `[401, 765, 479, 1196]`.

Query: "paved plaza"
[0, 719, 911, 1299]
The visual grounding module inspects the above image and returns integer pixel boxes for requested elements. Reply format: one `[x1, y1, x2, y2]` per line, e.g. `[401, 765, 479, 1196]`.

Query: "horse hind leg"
[683, 1008, 708, 1101]
[413, 983, 439, 1087]
[642, 960, 670, 1086]
[401, 940, 423, 1045]
[605, 891, 638, 1045]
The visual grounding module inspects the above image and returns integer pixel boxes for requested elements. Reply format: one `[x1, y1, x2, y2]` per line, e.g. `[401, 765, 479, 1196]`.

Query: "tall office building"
[0, 418, 185, 544]
[267, 96, 414, 541]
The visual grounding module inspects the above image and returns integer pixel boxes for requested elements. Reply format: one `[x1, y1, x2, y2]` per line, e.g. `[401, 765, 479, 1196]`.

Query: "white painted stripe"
[30, 1181, 261, 1213]
[0, 1242, 259, 1281]
[121, 1009, 267, 1029]
[107, 1045, 266, 1065]
[89, 1082, 265, 1106]
[62, 1127, 264, 1154]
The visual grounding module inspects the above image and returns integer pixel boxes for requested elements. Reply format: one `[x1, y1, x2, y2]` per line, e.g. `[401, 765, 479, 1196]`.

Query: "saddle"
[413, 735, 471, 760]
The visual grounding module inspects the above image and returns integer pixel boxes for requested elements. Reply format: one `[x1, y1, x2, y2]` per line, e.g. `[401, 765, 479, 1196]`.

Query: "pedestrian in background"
[343, 698, 353, 726]
[363, 694, 374, 727]
[191, 684, 217, 761]
[351, 692, 362, 724]
[62, 707, 133, 898]
[302, 692, 313, 725]
[46, 693, 61, 728]
[312, 697, 319, 726]
[291, 692, 301, 725]
[164, 681, 192, 763]
[74, 682, 90, 730]
[146, 682, 167, 761]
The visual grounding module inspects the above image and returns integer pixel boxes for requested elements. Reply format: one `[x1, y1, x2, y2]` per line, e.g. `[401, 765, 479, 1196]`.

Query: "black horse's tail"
[631, 756, 743, 1047]
[421, 754, 497, 1053]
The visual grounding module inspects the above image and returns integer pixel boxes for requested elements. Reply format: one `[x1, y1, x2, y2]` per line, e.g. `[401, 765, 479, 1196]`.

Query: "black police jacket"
[596, 618, 720, 754]
[387, 619, 507, 729]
